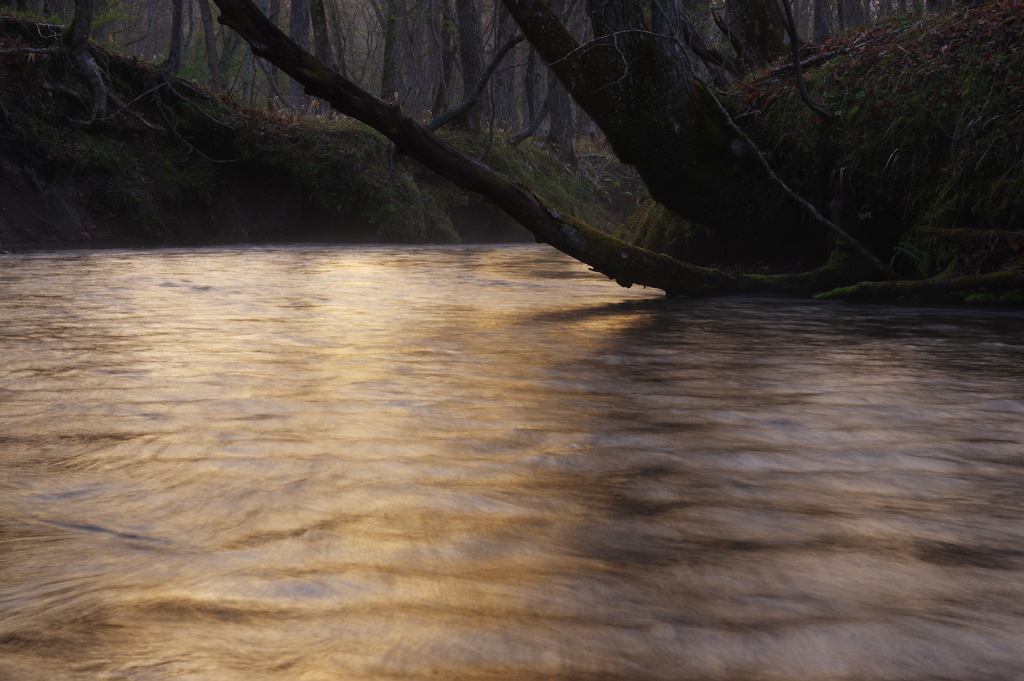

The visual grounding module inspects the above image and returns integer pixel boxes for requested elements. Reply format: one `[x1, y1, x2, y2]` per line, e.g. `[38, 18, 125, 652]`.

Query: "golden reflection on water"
[3, 244, 1024, 680]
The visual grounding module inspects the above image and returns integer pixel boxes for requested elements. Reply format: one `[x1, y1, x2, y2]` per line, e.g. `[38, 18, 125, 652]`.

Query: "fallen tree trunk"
[211, 0, 757, 296]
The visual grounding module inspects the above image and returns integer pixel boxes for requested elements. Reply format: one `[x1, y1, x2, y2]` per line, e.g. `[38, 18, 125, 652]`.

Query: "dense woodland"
[0, 0, 1022, 303]
[0, 0, 956, 162]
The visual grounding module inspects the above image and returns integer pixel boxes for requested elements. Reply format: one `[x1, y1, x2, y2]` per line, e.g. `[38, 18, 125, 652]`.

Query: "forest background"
[0, 0, 1021, 304]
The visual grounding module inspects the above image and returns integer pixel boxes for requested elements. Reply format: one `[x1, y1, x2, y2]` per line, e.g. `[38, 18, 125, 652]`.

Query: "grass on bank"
[0, 16, 633, 246]
[624, 0, 1024, 300]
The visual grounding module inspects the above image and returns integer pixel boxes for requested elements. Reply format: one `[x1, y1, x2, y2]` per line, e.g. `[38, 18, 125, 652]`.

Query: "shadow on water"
[2, 244, 1024, 680]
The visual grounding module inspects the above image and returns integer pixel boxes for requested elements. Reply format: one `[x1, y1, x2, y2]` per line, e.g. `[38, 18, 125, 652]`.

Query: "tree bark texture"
[310, 0, 333, 68]
[502, 0, 798, 247]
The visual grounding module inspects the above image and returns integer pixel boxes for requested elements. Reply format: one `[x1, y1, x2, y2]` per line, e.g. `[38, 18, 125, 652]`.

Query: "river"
[2, 244, 1024, 680]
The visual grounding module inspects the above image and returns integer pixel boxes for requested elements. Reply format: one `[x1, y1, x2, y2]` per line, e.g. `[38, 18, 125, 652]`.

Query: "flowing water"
[3, 244, 1024, 681]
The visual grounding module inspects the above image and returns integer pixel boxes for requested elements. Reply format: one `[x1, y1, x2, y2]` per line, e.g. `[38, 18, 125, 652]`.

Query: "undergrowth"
[624, 0, 1023, 291]
[0, 15, 630, 246]
[742, 0, 1024, 278]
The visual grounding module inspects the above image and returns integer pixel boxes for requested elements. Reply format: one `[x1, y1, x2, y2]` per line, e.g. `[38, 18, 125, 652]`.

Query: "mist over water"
[2, 244, 1024, 680]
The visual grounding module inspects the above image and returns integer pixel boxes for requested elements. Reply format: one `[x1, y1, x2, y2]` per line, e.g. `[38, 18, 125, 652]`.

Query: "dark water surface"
[3, 244, 1024, 680]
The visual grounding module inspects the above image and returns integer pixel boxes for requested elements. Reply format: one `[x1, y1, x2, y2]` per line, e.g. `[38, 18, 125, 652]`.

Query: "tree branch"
[426, 32, 523, 132]
[508, 97, 549, 146]
[211, 0, 747, 295]
[771, 0, 834, 120]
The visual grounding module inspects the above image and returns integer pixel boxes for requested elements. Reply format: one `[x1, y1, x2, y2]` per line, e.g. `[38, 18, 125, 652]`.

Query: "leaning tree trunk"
[501, 0, 797, 247]
[210, 0, 793, 296]
[210, 0, 894, 297]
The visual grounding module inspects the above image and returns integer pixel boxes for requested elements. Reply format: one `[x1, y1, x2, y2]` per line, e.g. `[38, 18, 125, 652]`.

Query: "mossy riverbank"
[622, 0, 1024, 303]
[0, 16, 635, 249]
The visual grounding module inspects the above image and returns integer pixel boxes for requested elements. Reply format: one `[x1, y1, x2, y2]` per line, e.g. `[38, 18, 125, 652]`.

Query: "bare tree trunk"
[209, 0, 750, 294]
[501, 0, 795, 240]
[309, 0, 334, 113]
[289, 0, 310, 111]
[325, 0, 348, 77]
[724, 0, 787, 67]
[430, 0, 455, 114]
[454, 0, 484, 129]
[199, 0, 223, 92]
[267, 0, 281, 104]
[184, 0, 197, 55]
[426, 32, 523, 131]
[812, 0, 831, 41]
[838, 0, 864, 28]
[379, 0, 400, 100]
[548, 80, 575, 168]
[62, 0, 106, 120]
[310, 0, 334, 67]
[523, 47, 541, 123]
[62, 0, 92, 50]
[493, 7, 519, 130]
[164, 0, 185, 75]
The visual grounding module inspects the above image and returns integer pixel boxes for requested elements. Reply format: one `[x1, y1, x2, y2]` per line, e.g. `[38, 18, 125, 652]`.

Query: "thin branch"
[772, 0, 835, 120]
[759, 26, 908, 79]
[426, 32, 524, 132]
[697, 79, 899, 279]
[152, 90, 244, 162]
[647, 0, 898, 278]
[163, 77, 238, 128]
[676, 13, 741, 83]
[0, 46, 61, 55]
[508, 97, 549, 146]
[254, 49, 293, 110]
[70, 82, 168, 129]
